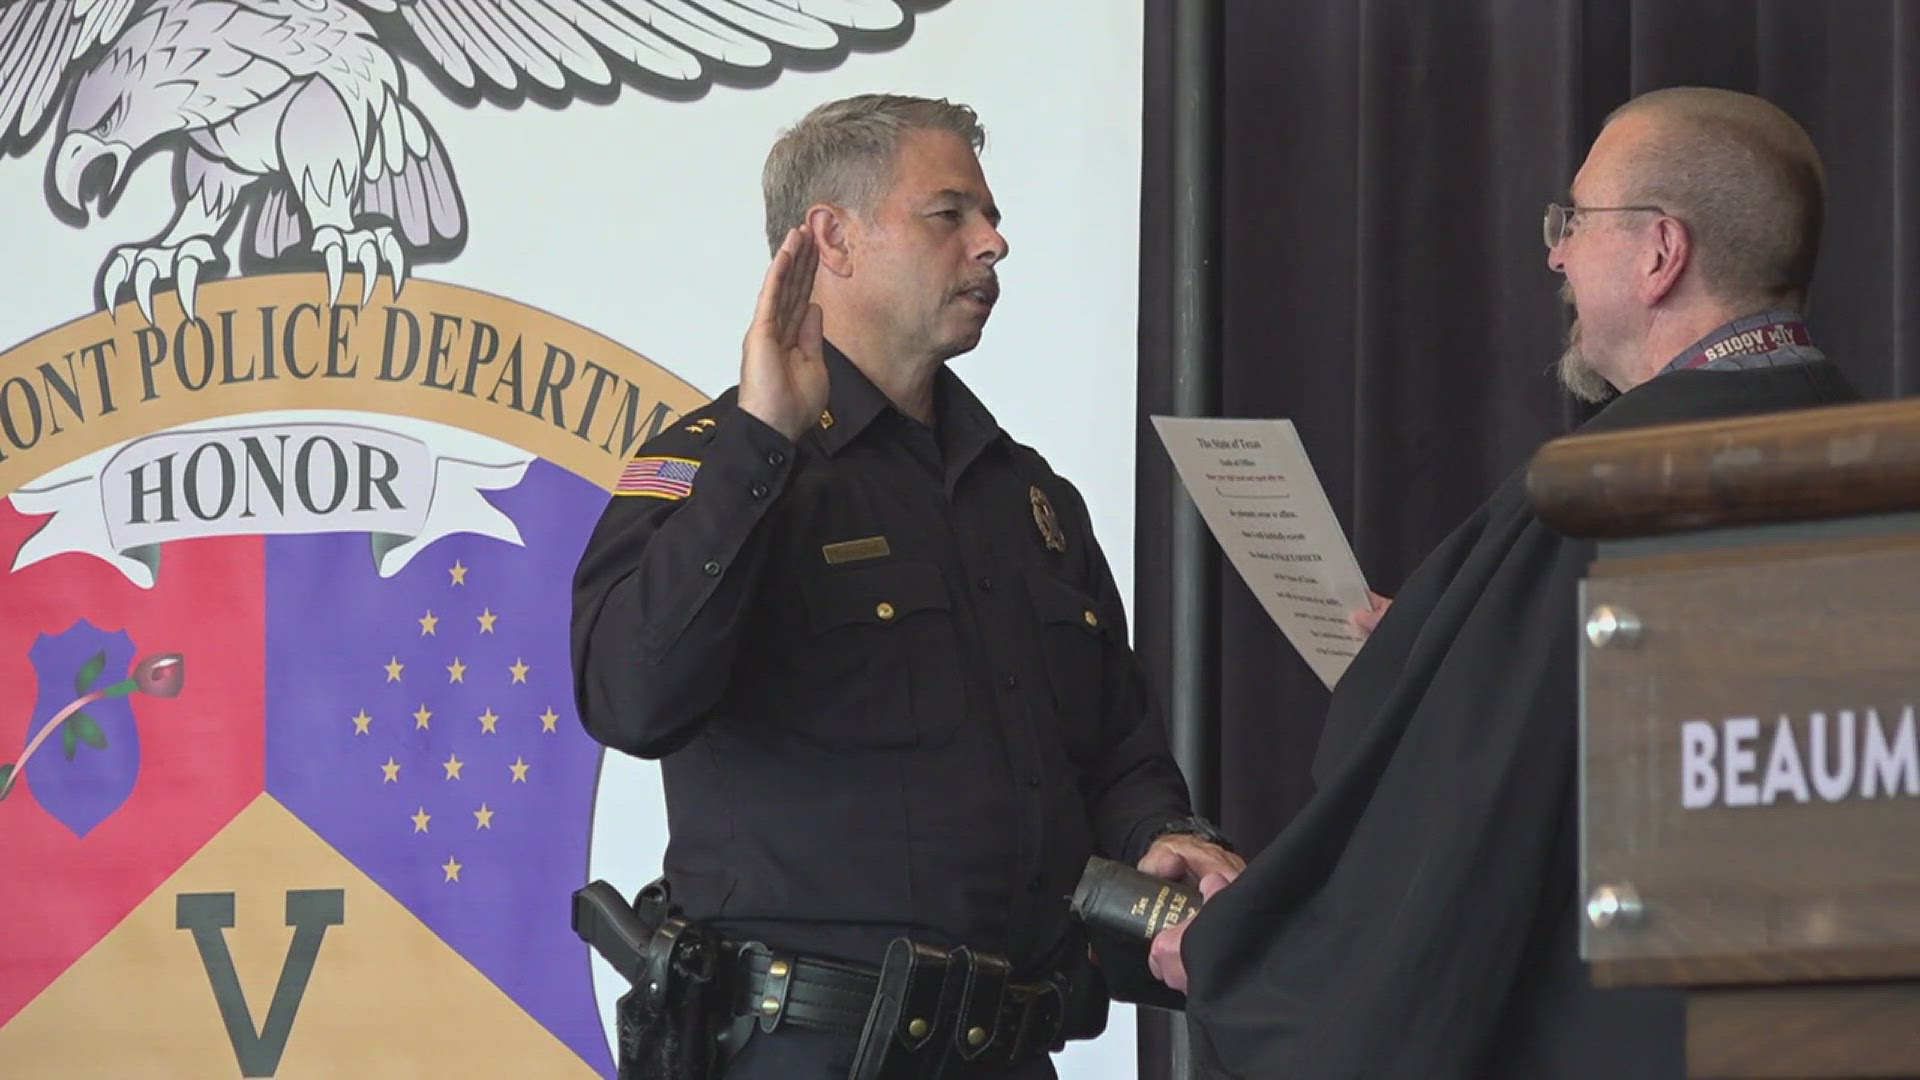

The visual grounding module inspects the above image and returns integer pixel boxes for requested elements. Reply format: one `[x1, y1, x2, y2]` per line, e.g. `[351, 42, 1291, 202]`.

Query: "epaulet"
[613, 395, 733, 499]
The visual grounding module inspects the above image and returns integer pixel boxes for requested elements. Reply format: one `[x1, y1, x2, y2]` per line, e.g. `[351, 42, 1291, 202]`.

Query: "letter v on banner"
[176, 890, 346, 1077]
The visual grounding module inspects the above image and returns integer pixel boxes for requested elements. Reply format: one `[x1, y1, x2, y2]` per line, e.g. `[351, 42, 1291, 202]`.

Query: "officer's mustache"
[952, 275, 1000, 306]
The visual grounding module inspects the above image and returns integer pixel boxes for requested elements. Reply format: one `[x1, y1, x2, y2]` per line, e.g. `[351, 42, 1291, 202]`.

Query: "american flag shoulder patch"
[616, 455, 700, 499]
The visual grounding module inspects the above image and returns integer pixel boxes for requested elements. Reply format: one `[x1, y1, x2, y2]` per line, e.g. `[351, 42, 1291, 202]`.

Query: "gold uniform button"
[967, 1026, 988, 1047]
[907, 1018, 930, 1039]
[768, 960, 789, 978]
[876, 602, 896, 621]
[760, 996, 780, 1016]
[1083, 610, 1100, 628]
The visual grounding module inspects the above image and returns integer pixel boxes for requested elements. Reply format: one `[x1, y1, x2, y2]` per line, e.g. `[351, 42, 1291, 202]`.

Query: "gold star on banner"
[447, 657, 467, 684]
[351, 709, 372, 735]
[414, 704, 432, 730]
[539, 707, 559, 733]
[443, 753, 465, 780]
[381, 758, 401, 782]
[419, 610, 439, 636]
[478, 708, 499, 734]
[509, 756, 530, 783]
[412, 807, 431, 833]
[509, 658, 530, 684]
[443, 856, 462, 882]
[474, 803, 495, 830]
[449, 561, 468, 586]
[477, 608, 498, 633]
[384, 657, 404, 682]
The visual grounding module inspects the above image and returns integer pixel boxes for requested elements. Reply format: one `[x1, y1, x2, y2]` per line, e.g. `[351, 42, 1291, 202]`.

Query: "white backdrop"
[1, 2, 1146, 1075]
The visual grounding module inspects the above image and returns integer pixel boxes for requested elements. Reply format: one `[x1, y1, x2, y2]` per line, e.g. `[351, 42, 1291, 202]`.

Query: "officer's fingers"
[751, 230, 800, 339]
[1136, 843, 1190, 881]
[1197, 860, 1241, 889]
[784, 230, 820, 323]
[1198, 872, 1233, 901]
[794, 302, 824, 367]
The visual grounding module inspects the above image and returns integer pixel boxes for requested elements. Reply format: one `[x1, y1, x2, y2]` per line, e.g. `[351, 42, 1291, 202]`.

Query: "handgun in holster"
[572, 878, 725, 1080]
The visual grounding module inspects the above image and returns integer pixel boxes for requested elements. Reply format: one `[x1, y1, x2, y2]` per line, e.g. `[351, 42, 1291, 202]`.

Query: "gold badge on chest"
[1030, 485, 1067, 553]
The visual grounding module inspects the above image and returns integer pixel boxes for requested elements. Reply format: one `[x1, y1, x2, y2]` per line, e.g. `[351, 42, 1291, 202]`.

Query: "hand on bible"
[737, 226, 828, 441]
[1138, 831, 1244, 887]
[1146, 871, 1232, 993]
[1349, 590, 1393, 636]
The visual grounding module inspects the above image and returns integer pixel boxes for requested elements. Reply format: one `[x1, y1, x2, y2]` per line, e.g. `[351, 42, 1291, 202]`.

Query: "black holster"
[573, 878, 726, 1080]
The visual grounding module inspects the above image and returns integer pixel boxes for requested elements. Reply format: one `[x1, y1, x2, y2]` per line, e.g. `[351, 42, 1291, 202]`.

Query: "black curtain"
[1135, 1, 1920, 1074]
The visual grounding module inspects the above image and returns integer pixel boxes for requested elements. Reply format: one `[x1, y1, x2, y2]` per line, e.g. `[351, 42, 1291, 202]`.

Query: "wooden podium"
[1527, 399, 1920, 1079]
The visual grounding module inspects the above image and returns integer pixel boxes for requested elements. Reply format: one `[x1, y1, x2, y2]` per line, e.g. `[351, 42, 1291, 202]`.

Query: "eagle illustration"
[0, 0, 926, 322]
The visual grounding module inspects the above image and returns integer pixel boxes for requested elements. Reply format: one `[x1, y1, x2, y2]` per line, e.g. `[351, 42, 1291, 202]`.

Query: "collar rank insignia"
[1030, 485, 1067, 553]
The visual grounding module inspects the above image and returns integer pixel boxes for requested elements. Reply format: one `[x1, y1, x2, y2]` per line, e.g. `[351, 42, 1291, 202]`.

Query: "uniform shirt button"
[977, 577, 994, 592]
[750, 482, 769, 499]
[1002, 674, 1018, 690]
[702, 560, 722, 577]
[1025, 774, 1042, 788]
[767, 450, 786, 467]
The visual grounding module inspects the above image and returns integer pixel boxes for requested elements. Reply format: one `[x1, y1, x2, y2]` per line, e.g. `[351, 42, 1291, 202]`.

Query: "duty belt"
[728, 938, 1088, 1074]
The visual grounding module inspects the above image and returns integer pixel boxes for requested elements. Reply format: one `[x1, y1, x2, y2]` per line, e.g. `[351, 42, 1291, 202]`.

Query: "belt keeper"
[757, 950, 795, 1033]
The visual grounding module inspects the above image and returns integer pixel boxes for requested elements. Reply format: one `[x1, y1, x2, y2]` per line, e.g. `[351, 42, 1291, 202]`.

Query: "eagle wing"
[0, 0, 146, 154]
[358, 0, 912, 93]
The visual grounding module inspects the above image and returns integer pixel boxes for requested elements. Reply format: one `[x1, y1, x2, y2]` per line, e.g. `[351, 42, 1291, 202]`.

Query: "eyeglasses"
[1543, 203, 1665, 249]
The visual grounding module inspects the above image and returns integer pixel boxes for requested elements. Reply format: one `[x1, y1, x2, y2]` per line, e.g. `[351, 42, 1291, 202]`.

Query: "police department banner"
[0, 2, 1146, 1076]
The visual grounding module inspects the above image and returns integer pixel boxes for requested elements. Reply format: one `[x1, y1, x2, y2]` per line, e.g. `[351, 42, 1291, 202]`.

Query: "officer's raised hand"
[738, 225, 828, 441]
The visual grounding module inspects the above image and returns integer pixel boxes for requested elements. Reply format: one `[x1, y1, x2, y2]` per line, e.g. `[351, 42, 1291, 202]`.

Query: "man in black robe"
[1148, 87, 1858, 1078]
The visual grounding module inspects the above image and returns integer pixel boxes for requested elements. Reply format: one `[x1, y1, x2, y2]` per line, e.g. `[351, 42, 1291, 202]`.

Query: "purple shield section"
[266, 458, 614, 1075]
[23, 623, 141, 838]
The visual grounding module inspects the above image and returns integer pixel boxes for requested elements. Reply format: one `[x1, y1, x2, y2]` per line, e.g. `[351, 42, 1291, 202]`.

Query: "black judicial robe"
[1181, 362, 1859, 1079]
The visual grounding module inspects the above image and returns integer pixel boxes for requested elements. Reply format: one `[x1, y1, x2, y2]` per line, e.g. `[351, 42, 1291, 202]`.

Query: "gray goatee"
[1556, 281, 1615, 403]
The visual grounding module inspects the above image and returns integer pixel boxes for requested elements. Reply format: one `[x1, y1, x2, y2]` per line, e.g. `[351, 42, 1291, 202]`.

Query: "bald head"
[1603, 87, 1826, 309]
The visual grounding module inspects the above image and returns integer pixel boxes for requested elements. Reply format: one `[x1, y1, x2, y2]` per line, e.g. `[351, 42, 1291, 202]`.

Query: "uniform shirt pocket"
[1024, 570, 1114, 760]
[775, 558, 964, 749]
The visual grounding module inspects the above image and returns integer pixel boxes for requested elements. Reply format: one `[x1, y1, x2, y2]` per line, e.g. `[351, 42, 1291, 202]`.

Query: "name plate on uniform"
[1580, 537, 1920, 986]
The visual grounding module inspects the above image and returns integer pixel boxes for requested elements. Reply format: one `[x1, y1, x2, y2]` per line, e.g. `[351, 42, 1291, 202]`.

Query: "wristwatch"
[1145, 814, 1235, 853]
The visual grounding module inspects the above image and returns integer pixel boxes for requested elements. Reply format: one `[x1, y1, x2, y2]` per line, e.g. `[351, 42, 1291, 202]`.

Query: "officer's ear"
[807, 203, 856, 278]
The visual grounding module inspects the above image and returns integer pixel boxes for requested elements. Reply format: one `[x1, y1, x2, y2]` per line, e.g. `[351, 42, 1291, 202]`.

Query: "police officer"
[571, 94, 1241, 1078]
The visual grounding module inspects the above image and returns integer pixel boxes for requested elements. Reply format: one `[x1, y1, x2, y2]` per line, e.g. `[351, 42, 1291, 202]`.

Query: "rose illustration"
[3, 621, 183, 836]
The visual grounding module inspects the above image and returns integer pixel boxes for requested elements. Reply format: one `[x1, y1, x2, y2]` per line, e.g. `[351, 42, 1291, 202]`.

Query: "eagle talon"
[96, 237, 221, 324]
[313, 224, 399, 307]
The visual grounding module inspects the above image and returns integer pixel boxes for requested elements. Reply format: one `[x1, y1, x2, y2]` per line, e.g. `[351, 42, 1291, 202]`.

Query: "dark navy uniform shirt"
[571, 343, 1192, 973]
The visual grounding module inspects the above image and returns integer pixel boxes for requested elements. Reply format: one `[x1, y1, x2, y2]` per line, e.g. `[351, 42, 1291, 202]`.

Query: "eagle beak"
[50, 131, 129, 221]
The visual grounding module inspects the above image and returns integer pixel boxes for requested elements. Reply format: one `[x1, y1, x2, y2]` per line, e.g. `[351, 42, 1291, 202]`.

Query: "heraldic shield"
[0, 276, 713, 1078]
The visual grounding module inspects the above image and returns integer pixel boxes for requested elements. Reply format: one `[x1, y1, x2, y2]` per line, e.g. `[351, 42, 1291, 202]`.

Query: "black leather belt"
[726, 940, 1080, 1071]
[733, 943, 877, 1035]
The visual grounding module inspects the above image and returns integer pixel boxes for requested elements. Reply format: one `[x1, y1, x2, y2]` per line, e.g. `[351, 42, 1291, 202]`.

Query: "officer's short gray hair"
[762, 94, 986, 255]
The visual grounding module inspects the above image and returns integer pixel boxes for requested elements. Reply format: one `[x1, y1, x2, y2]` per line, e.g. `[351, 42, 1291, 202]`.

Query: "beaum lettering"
[1680, 706, 1920, 810]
